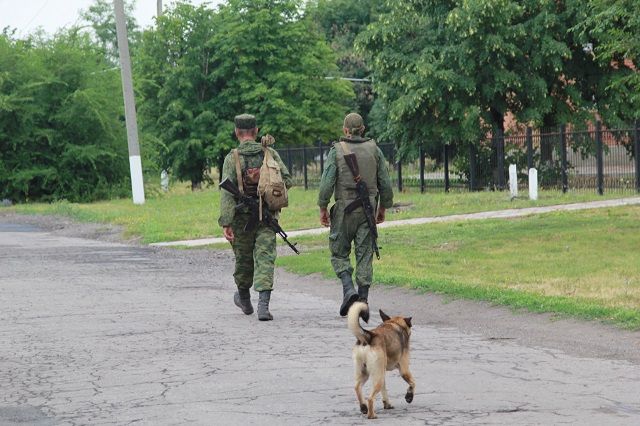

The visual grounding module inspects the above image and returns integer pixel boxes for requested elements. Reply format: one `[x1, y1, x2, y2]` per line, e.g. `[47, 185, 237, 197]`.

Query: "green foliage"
[305, 0, 387, 124]
[80, 0, 140, 64]
[0, 30, 129, 202]
[356, 0, 610, 151]
[574, 0, 640, 124]
[137, 0, 354, 188]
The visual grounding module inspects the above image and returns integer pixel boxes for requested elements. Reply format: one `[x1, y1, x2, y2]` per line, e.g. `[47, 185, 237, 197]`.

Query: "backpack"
[258, 135, 288, 212]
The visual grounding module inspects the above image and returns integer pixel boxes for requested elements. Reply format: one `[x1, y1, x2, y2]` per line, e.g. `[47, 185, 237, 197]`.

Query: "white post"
[529, 168, 538, 200]
[114, 0, 145, 205]
[161, 170, 169, 192]
[509, 164, 518, 198]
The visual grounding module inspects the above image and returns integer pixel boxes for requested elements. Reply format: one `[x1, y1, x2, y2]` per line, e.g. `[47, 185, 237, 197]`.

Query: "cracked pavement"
[1, 219, 639, 425]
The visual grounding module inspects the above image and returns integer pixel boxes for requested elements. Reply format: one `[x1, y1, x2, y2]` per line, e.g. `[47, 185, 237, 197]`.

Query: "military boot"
[234, 289, 254, 315]
[339, 272, 359, 317]
[358, 285, 369, 303]
[257, 290, 273, 321]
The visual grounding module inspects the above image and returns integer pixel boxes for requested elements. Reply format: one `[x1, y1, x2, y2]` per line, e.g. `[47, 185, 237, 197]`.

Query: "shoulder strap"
[339, 141, 353, 155]
[233, 149, 244, 194]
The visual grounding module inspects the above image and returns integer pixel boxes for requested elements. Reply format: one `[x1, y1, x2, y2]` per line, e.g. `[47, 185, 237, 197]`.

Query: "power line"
[324, 76, 372, 83]
[21, 0, 50, 34]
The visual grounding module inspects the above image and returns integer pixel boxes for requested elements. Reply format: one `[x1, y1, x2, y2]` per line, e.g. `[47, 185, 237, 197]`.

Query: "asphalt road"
[1, 217, 639, 425]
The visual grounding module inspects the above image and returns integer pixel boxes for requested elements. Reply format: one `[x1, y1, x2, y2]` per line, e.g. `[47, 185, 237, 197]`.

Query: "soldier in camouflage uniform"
[219, 114, 293, 321]
[318, 113, 394, 316]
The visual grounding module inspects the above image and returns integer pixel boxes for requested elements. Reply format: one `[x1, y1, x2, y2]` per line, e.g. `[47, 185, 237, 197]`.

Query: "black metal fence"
[270, 121, 640, 194]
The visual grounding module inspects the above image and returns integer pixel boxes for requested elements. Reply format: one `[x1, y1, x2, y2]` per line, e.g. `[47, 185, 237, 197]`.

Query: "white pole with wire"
[114, 0, 145, 204]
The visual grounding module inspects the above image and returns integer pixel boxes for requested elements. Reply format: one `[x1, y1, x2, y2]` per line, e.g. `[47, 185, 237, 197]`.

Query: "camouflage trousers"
[328, 201, 373, 288]
[231, 213, 277, 292]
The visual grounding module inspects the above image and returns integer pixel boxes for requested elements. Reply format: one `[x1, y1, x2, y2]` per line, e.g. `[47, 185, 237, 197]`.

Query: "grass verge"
[276, 206, 640, 329]
[5, 184, 634, 243]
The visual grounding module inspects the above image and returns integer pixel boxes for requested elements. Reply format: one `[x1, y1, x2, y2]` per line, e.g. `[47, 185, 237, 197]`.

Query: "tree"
[575, 0, 640, 125]
[357, 0, 622, 183]
[305, 0, 387, 124]
[137, 0, 353, 189]
[0, 30, 129, 202]
[80, 0, 140, 64]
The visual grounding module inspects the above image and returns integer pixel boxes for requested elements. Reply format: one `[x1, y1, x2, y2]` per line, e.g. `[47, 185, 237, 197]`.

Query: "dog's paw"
[405, 391, 414, 404]
[360, 404, 368, 414]
[383, 401, 394, 410]
[367, 413, 378, 420]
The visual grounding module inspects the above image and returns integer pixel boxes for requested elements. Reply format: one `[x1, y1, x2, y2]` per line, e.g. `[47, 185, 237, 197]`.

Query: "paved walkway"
[151, 196, 640, 247]
[2, 223, 640, 425]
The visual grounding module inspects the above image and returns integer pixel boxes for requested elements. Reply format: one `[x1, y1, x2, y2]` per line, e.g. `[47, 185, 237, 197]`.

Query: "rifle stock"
[343, 153, 361, 180]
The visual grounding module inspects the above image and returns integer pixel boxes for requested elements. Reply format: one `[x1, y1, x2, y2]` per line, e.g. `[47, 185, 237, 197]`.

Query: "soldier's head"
[234, 114, 258, 142]
[343, 113, 365, 137]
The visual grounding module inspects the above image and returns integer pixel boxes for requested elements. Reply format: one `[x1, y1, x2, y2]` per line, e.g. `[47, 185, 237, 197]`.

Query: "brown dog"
[347, 301, 415, 419]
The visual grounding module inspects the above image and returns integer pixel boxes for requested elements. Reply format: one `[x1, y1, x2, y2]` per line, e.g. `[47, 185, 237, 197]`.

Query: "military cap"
[343, 112, 365, 134]
[234, 114, 257, 129]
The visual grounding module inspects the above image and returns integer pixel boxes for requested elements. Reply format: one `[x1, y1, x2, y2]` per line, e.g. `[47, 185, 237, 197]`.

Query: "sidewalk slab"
[150, 196, 640, 247]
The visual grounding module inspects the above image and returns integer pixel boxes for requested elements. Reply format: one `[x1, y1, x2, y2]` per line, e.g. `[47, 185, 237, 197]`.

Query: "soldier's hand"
[376, 207, 386, 224]
[320, 208, 330, 227]
[223, 226, 235, 243]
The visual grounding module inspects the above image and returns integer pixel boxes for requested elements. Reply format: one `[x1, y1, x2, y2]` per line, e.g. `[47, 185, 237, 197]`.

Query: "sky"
[0, 0, 224, 36]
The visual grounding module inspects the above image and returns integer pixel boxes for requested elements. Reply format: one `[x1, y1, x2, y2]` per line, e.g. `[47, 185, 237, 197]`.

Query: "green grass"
[277, 206, 640, 329]
[7, 183, 634, 243]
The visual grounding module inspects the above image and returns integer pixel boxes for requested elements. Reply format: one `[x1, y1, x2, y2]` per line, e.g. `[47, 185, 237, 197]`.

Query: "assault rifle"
[219, 178, 300, 255]
[342, 153, 381, 260]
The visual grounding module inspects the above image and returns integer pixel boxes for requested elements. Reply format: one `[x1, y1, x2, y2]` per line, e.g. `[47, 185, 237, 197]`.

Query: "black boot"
[234, 289, 254, 315]
[257, 290, 273, 321]
[339, 272, 359, 317]
[358, 285, 369, 303]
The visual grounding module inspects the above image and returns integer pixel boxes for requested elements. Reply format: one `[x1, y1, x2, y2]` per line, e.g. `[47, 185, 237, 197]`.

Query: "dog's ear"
[379, 309, 391, 322]
[404, 317, 412, 328]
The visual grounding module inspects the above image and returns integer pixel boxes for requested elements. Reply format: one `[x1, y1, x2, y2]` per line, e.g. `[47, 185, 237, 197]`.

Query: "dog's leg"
[381, 381, 394, 410]
[367, 375, 383, 419]
[354, 370, 369, 415]
[399, 356, 416, 404]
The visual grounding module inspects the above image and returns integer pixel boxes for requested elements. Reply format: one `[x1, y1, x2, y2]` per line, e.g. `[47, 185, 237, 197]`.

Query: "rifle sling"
[233, 149, 244, 194]
[344, 198, 362, 214]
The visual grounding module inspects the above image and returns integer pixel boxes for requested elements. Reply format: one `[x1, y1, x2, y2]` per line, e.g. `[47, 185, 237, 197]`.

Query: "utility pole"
[114, 0, 145, 204]
[157, 0, 162, 17]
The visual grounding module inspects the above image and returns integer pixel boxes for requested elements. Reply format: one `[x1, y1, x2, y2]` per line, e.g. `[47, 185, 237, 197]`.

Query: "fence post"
[419, 144, 426, 193]
[396, 144, 403, 192]
[635, 120, 640, 193]
[318, 139, 324, 175]
[303, 145, 308, 190]
[595, 120, 604, 195]
[443, 144, 450, 193]
[469, 143, 477, 191]
[560, 124, 568, 193]
[286, 146, 293, 176]
[496, 128, 505, 190]
[526, 126, 533, 171]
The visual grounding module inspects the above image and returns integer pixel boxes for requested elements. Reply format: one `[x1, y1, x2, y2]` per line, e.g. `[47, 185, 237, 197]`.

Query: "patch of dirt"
[0, 212, 139, 245]
[390, 202, 414, 212]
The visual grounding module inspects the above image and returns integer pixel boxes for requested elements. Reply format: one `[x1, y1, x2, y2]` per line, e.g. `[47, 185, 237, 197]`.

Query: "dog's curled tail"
[348, 301, 371, 345]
